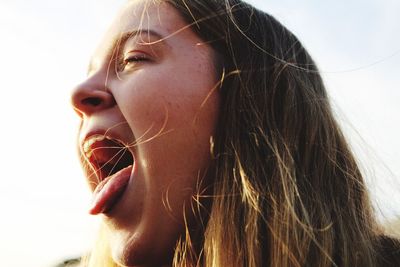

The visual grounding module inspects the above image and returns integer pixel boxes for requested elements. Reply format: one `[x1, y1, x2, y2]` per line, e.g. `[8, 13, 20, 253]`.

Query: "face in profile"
[71, 0, 220, 265]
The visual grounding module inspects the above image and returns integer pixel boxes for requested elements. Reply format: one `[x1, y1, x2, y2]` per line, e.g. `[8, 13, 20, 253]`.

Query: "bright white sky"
[0, 1, 399, 266]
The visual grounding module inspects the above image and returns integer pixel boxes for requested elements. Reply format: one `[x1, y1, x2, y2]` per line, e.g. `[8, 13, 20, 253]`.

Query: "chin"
[109, 228, 176, 267]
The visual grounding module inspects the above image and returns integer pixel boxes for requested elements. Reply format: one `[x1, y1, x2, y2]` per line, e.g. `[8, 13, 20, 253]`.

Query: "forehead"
[108, 0, 176, 35]
[92, 0, 188, 66]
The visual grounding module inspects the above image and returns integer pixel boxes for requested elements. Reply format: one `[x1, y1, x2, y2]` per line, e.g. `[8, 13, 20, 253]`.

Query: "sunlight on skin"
[0, 1, 398, 266]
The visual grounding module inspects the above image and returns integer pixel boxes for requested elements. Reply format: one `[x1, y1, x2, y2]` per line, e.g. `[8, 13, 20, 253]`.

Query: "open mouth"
[83, 135, 134, 181]
[82, 135, 134, 214]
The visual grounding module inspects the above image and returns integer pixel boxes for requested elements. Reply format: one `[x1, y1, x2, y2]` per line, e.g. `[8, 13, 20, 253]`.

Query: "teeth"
[82, 134, 124, 158]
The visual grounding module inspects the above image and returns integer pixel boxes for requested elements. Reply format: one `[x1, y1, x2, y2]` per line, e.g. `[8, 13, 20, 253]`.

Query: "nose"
[71, 74, 116, 117]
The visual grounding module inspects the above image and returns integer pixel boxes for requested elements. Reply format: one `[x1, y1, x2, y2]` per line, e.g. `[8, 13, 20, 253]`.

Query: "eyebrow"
[87, 29, 164, 75]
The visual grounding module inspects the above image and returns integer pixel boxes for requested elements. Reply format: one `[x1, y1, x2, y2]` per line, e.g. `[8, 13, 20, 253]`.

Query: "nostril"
[82, 97, 102, 107]
[71, 87, 115, 116]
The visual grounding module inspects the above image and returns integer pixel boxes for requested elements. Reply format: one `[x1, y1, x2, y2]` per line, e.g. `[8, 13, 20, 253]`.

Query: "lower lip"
[89, 165, 133, 215]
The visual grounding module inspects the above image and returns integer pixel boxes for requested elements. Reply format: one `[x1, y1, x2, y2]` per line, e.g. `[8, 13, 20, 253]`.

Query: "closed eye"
[117, 51, 150, 72]
[124, 54, 149, 64]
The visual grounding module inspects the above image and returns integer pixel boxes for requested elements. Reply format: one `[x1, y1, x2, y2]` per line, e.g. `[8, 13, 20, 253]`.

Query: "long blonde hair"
[83, 0, 390, 266]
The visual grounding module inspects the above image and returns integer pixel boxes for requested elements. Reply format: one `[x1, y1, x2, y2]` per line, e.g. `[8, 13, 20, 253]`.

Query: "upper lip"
[81, 129, 128, 155]
[82, 134, 127, 159]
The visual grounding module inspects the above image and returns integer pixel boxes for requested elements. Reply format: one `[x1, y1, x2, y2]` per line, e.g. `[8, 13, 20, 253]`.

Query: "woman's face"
[71, 0, 219, 265]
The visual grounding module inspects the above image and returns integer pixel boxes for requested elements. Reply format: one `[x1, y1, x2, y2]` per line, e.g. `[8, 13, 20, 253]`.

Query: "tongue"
[89, 165, 132, 215]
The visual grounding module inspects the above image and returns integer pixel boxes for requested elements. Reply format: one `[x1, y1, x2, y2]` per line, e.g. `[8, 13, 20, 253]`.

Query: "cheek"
[115, 75, 171, 140]
[116, 66, 218, 140]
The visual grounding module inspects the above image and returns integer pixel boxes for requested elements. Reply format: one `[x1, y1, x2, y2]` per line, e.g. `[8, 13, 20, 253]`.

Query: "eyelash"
[117, 53, 149, 72]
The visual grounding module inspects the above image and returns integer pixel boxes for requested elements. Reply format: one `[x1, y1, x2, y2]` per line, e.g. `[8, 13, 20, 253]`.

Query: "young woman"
[71, 0, 400, 266]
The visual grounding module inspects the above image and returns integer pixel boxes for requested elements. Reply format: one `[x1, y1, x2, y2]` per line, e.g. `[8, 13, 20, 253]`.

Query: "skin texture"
[71, 0, 220, 266]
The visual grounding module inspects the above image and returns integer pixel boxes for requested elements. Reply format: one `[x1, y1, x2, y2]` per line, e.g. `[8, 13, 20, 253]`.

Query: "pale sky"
[0, 1, 399, 266]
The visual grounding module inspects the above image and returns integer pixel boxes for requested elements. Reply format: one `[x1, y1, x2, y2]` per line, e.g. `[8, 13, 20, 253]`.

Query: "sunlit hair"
[82, 0, 398, 266]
